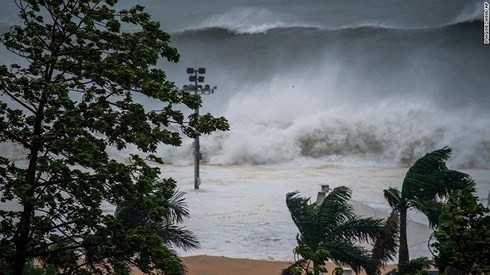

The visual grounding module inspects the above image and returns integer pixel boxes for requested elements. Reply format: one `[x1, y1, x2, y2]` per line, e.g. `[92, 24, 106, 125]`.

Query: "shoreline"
[133, 255, 398, 275]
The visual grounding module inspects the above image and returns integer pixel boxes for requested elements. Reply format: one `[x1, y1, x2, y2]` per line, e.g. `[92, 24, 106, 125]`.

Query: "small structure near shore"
[316, 184, 331, 204]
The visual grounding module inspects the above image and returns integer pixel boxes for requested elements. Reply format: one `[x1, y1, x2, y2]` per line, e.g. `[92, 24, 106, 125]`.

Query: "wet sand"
[177, 255, 397, 275]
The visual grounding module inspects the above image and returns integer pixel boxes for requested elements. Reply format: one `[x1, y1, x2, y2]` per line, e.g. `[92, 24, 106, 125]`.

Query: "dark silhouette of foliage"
[371, 212, 399, 271]
[285, 186, 397, 275]
[115, 190, 199, 252]
[383, 147, 473, 264]
[389, 257, 432, 275]
[0, 0, 228, 273]
[432, 185, 490, 274]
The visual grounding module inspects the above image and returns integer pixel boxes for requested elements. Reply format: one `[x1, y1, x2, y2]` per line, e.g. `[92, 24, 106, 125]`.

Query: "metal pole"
[184, 67, 215, 190]
[194, 70, 200, 189]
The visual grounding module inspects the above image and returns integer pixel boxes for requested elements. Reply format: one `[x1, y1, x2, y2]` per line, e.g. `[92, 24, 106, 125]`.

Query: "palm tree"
[115, 190, 199, 273]
[116, 190, 199, 251]
[383, 147, 473, 264]
[285, 186, 396, 275]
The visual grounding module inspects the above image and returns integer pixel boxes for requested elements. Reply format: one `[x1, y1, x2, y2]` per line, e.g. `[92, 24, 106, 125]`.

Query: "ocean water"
[1, 0, 490, 262]
[161, 165, 490, 261]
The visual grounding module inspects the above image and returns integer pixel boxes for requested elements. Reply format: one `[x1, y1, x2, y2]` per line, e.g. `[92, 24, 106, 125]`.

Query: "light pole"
[183, 67, 217, 189]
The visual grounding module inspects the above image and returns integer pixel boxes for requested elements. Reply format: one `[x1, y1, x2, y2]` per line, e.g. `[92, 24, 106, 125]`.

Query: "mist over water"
[161, 17, 490, 168]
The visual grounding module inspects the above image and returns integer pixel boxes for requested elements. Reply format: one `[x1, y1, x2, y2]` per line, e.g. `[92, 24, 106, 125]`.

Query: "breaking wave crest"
[182, 7, 319, 34]
[179, 15, 483, 36]
[151, 85, 490, 168]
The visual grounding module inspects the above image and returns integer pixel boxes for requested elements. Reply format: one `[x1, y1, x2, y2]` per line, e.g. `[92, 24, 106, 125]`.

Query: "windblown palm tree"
[115, 190, 199, 274]
[383, 147, 473, 264]
[285, 186, 397, 275]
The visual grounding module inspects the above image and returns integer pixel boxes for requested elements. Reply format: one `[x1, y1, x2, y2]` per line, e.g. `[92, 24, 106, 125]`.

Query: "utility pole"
[183, 67, 217, 189]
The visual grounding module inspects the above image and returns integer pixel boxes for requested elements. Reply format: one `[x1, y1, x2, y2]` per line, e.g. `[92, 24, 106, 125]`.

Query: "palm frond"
[402, 147, 451, 194]
[421, 170, 474, 200]
[406, 147, 452, 175]
[371, 212, 399, 266]
[317, 186, 353, 228]
[166, 190, 190, 223]
[402, 147, 472, 199]
[330, 217, 383, 244]
[408, 199, 444, 228]
[154, 224, 200, 251]
[404, 171, 472, 201]
[404, 172, 474, 227]
[116, 189, 198, 259]
[286, 192, 320, 247]
[383, 188, 402, 211]
[325, 241, 376, 275]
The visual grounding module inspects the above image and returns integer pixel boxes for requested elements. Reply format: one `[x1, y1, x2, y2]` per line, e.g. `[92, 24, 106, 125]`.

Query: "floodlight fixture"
[183, 67, 216, 190]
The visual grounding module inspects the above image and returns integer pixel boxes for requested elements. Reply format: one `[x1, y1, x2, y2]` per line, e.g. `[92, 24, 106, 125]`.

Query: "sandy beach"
[176, 255, 396, 275]
[182, 255, 290, 275]
[130, 255, 289, 275]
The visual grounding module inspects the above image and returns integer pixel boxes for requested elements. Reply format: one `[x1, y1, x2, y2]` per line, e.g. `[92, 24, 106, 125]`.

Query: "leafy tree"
[0, 0, 228, 274]
[383, 147, 473, 264]
[284, 186, 397, 275]
[432, 185, 490, 274]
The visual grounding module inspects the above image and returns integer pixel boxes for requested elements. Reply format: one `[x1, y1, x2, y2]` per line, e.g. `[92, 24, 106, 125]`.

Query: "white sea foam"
[186, 7, 318, 34]
[156, 58, 490, 168]
[157, 164, 490, 261]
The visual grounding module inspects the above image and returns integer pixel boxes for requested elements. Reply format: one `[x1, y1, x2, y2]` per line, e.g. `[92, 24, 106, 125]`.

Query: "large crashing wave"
[165, 85, 490, 168]
[178, 1, 485, 36]
[163, 18, 490, 168]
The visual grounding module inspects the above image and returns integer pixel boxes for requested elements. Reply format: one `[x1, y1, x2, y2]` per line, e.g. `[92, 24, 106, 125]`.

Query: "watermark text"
[485, 2, 489, 44]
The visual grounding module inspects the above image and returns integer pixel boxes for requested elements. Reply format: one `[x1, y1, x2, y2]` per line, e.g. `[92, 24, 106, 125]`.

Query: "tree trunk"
[12, 154, 37, 274]
[398, 206, 409, 264]
[12, 174, 35, 274]
[12, 212, 30, 274]
[12, 98, 46, 274]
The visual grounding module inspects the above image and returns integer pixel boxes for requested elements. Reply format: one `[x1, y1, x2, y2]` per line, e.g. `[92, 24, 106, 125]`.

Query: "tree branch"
[0, 128, 32, 149]
[1, 88, 37, 114]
